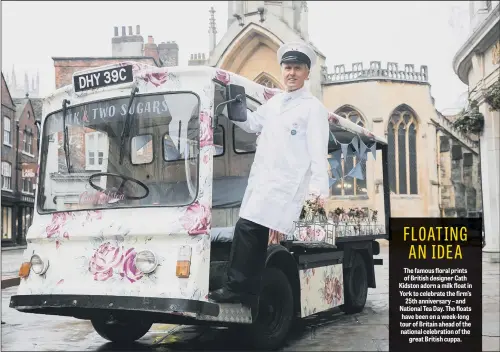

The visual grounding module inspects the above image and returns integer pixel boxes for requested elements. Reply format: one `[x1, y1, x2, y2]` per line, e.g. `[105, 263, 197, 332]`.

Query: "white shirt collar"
[282, 85, 308, 102]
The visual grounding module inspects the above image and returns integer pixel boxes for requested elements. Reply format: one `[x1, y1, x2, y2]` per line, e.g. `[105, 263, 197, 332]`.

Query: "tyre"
[340, 251, 368, 314]
[91, 315, 153, 343]
[241, 267, 295, 350]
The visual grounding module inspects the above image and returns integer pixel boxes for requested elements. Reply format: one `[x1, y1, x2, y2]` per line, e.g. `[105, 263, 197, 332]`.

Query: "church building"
[52, 1, 483, 222]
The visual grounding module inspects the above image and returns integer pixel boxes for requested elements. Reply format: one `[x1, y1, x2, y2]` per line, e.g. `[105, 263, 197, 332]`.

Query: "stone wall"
[439, 134, 482, 217]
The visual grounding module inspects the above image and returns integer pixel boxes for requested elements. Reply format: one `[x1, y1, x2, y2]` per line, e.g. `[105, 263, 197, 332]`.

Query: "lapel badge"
[291, 129, 297, 135]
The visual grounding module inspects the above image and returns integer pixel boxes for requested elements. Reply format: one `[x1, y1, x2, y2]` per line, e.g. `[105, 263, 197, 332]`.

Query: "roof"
[1, 71, 15, 109]
[13, 98, 28, 121]
[30, 98, 44, 121]
[13, 96, 38, 122]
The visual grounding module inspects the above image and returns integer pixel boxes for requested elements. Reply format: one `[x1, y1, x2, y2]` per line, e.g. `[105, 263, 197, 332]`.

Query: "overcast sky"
[2, 1, 471, 113]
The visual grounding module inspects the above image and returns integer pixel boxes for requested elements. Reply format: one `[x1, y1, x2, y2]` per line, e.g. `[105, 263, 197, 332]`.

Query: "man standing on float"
[208, 42, 331, 317]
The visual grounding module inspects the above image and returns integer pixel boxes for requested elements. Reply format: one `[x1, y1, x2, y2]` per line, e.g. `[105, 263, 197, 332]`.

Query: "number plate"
[73, 65, 134, 92]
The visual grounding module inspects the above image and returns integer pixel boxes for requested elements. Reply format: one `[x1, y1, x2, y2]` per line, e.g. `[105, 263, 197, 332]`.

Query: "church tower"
[214, 1, 322, 98]
[227, 1, 309, 40]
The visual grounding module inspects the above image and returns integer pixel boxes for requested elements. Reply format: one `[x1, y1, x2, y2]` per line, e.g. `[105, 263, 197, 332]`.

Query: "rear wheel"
[340, 251, 368, 314]
[239, 267, 294, 350]
[91, 315, 153, 343]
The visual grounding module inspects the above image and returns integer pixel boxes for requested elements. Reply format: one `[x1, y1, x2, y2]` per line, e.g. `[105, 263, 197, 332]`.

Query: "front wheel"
[340, 251, 368, 314]
[91, 315, 153, 343]
[239, 267, 295, 350]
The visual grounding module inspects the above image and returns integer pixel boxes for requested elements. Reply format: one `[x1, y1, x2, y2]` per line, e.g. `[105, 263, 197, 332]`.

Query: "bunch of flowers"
[300, 193, 327, 220]
[328, 207, 346, 224]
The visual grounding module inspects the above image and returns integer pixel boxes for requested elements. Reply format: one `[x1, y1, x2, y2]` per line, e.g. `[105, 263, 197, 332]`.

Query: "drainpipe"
[15, 121, 21, 244]
[436, 126, 443, 217]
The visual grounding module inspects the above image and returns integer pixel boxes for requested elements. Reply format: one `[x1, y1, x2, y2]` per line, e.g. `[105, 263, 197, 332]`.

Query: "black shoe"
[207, 288, 242, 304]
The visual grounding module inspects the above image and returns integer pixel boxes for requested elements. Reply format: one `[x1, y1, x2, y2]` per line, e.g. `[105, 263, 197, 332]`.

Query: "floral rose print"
[88, 242, 144, 283]
[320, 274, 343, 306]
[215, 70, 230, 84]
[268, 229, 285, 245]
[137, 71, 169, 87]
[328, 112, 340, 125]
[199, 111, 213, 148]
[303, 268, 316, 285]
[263, 88, 279, 101]
[298, 226, 326, 242]
[88, 242, 125, 281]
[181, 201, 211, 235]
[121, 248, 143, 283]
[86, 210, 102, 221]
[46, 212, 73, 239]
[118, 62, 146, 74]
[363, 129, 375, 139]
[333, 277, 342, 301]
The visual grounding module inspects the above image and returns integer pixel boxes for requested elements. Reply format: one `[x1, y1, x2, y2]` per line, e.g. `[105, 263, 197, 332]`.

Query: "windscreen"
[37, 93, 200, 213]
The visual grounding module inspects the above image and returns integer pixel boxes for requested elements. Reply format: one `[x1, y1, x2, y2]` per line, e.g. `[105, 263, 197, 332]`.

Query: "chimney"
[136, 25, 140, 35]
[148, 35, 154, 44]
[122, 26, 126, 36]
[114, 26, 118, 36]
[128, 26, 133, 35]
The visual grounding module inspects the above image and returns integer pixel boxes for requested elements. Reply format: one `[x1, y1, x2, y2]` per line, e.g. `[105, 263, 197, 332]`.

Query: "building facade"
[50, 1, 482, 229]
[1, 73, 39, 246]
[452, 0, 500, 259]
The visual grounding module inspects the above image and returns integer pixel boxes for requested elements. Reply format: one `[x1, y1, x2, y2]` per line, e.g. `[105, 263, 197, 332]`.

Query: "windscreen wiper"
[62, 99, 72, 173]
[119, 85, 139, 165]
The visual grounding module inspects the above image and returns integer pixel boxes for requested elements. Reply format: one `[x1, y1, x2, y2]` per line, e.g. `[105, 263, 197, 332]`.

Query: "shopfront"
[1, 192, 34, 246]
[1, 205, 14, 241]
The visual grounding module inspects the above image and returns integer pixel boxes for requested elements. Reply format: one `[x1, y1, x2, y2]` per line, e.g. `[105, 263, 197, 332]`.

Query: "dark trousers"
[225, 217, 270, 297]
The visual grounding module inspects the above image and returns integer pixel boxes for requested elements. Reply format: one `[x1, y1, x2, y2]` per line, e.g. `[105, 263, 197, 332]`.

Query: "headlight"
[134, 250, 158, 274]
[30, 254, 49, 275]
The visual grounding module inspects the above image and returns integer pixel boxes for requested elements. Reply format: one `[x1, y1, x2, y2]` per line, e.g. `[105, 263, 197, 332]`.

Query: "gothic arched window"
[255, 73, 281, 89]
[387, 105, 418, 195]
[330, 106, 367, 197]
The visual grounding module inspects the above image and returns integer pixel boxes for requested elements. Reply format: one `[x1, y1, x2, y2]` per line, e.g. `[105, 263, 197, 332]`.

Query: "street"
[2, 244, 499, 351]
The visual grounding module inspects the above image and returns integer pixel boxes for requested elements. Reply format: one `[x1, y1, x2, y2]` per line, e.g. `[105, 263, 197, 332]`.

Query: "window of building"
[85, 132, 108, 170]
[330, 106, 367, 196]
[1, 162, 12, 190]
[22, 177, 33, 193]
[23, 131, 33, 155]
[3, 117, 11, 145]
[387, 105, 418, 195]
[132, 134, 153, 165]
[255, 74, 281, 89]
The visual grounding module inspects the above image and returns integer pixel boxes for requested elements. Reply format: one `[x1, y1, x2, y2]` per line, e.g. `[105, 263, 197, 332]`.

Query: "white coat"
[233, 85, 330, 237]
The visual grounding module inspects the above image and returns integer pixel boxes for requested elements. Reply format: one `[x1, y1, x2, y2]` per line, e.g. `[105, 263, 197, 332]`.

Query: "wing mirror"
[213, 84, 248, 128]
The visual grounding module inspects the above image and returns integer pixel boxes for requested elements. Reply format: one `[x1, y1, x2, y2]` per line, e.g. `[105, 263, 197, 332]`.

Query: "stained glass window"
[387, 105, 418, 194]
[330, 106, 367, 196]
[255, 74, 281, 89]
